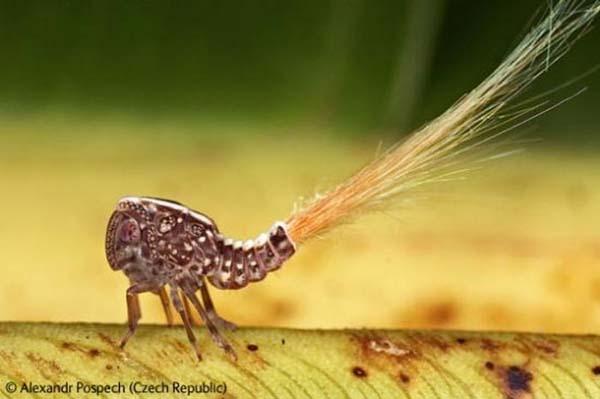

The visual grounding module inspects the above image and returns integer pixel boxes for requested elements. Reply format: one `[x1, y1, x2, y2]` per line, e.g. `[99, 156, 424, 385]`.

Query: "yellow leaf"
[2, 323, 600, 398]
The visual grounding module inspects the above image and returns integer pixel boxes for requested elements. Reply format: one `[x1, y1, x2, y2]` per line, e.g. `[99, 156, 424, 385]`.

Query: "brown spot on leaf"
[412, 333, 451, 352]
[506, 366, 532, 390]
[485, 361, 495, 370]
[61, 342, 74, 350]
[509, 336, 559, 356]
[501, 365, 533, 398]
[456, 337, 467, 345]
[592, 366, 600, 375]
[481, 338, 502, 352]
[25, 352, 62, 377]
[351, 332, 422, 387]
[352, 366, 367, 378]
[368, 338, 411, 357]
[59, 341, 97, 357]
[247, 344, 259, 352]
[106, 364, 113, 370]
[353, 333, 416, 364]
[98, 333, 118, 348]
[171, 340, 189, 354]
[532, 339, 559, 355]
[399, 373, 410, 384]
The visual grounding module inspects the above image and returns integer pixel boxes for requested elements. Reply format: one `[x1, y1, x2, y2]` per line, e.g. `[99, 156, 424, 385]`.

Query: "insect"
[105, 197, 295, 360]
[105, 1, 599, 360]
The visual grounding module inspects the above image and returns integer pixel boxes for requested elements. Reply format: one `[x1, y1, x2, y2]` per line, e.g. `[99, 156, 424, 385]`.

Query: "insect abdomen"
[208, 222, 296, 290]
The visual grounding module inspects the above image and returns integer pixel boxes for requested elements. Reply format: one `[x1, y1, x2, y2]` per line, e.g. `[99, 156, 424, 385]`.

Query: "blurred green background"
[0, 0, 599, 140]
[0, 0, 599, 333]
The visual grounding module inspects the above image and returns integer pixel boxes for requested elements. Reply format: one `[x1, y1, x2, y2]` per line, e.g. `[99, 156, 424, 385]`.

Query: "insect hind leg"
[157, 286, 175, 326]
[182, 295, 200, 326]
[169, 284, 203, 361]
[200, 279, 237, 331]
[182, 287, 237, 361]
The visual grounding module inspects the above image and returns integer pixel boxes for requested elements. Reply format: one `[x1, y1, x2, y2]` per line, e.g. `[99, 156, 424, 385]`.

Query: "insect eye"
[119, 219, 141, 243]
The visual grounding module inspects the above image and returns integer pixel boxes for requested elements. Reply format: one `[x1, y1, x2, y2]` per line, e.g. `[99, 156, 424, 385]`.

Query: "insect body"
[105, 196, 296, 360]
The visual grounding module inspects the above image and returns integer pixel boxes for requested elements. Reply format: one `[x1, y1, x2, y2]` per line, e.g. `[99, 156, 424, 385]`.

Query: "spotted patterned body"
[105, 196, 296, 291]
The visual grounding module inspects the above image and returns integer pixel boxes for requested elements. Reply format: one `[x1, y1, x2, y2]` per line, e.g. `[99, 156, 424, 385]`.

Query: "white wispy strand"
[287, 0, 600, 244]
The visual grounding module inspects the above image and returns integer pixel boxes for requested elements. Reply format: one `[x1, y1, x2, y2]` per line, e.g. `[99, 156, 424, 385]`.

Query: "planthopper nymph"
[105, 196, 296, 360]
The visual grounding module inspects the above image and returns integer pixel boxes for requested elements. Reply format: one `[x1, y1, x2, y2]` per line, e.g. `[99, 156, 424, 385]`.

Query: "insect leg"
[119, 284, 152, 348]
[182, 295, 199, 326]
[182, 288, 237, 361]
[157, 286, 174, 326]
[199, 279, 237, 331]
[169, 285, 203, 361]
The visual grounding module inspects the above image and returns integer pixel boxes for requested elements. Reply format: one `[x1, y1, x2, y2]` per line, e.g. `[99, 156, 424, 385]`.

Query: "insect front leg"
[119, 283, 154, 348]
[200, 278, 237, 331]
[169, 284, 203, 361]
[182, 288, 237, 361]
